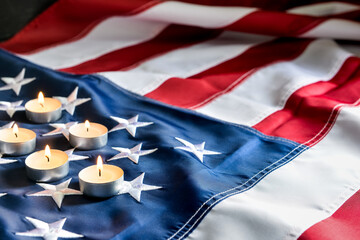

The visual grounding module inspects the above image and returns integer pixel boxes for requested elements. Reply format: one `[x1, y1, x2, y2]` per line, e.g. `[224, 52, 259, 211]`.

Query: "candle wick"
[46, 156, 50, 162]
[40, 103, 44, 108]
[87, 128, 89, 132]
[14, 133, 18, 138]
[99, 169, 102, 177]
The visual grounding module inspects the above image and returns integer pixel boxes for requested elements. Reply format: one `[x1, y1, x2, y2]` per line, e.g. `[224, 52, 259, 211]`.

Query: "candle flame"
[85, 120, 90, 132]
[13, 123, 18, 138]
[45, 145, 51, 162]
[38, 91, 45, 107]
[97, 156, 103, 177]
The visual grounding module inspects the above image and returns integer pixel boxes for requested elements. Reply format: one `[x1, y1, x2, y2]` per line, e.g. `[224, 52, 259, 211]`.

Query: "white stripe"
[288, 1, 360, 16]
[99, 32, 272, 95]
[302, 19, 360, 40]
[138, 1, 257, 28]
[18, 1, 257, 70]
[196, 39, 352, 126]
[188, 105, 360, 240]
[19, 17, 168, 69]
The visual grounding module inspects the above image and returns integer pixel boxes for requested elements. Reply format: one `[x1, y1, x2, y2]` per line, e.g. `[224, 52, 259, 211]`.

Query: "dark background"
[1, 0, 359, 43]
[0, 0, 56, 42]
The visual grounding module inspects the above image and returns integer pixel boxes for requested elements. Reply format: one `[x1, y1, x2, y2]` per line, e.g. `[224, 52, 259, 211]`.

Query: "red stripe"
[0, 0, 161, 53]
[253, 56, 360, 145]
[227, 11, 325, 37]
[3, 0, 358, 55]
[3, 0, 360, 55]
[59, 25, 222, 74]
[298, 189, 360, 240]
[145, 38, 312, 108]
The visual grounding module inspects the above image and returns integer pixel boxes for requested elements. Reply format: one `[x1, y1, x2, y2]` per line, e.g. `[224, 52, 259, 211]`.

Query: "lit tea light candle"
[25, 91, 62, 123]
[25, 145, 69, 182]
[69, 120, 108, 150]
[0, 123, 36, 156]
[79, 156, 124, 198]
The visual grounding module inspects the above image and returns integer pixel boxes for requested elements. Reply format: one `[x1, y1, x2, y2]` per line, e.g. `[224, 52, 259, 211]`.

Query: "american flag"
[0, 0, 360, 239]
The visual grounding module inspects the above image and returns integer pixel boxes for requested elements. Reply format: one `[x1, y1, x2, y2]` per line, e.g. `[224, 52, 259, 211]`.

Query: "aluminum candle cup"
[0, 124, 36, 156]
[79, 165, 124, 198]
[25, 92, 62, 123]
[25, 147, 69, 182]
[69, 121, 108, 150]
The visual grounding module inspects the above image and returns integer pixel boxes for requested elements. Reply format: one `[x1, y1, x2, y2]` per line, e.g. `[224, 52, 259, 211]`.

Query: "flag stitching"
[308, 98, 360, 147]
[178, 145, 308, 240]
[174, 144, 308, 239]
[170, 97, 360, 239]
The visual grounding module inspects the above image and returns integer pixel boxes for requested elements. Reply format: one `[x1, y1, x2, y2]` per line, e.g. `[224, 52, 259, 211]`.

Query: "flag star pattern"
[109, 115, 153, 137]
[0, 100, 25, 118]
[27, 178, 83, 209]
[174, 137, 221, 163]
[108, 143, 158, 164]
[0, 50, 295, 239]
[42, 122, 78, 141]
[0, 68, 35, 96]
[117, 173, 162, 202]
[0, 0, 360, 239]
[15, 217, 83, 240]
[65, 148, 89, 161]
[54, 87, 91, 116]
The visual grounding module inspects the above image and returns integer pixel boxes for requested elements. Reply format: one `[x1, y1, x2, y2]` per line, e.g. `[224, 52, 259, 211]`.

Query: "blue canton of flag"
[0, 49, 301, 239]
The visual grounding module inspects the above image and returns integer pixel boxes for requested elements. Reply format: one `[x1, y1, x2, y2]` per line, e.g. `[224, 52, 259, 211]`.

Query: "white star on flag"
[0, 154, 18, 164]
[0, 100, 25, 118]
[109, 115, 153, 137]
[0, 68, 36, 96]
[54, 87, 91, 115]
[65, 148, 89, 161]
[27, 178, 82, 208]
[118, 173, 161, 202]
[108, 143, 157, 164]
[16, 217, 83, 240]
[174, 137, 221, 163]
[0, 193, 7, 197]
[42, 122, 78, 141]
[0, 121, 15, 129]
